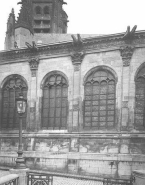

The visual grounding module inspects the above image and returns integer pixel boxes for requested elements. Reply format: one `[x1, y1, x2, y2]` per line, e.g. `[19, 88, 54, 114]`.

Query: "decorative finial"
[11, 8, 14, 14]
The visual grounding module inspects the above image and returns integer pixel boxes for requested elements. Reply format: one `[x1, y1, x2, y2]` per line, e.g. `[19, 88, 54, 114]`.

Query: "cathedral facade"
[0, 0, 145, 179]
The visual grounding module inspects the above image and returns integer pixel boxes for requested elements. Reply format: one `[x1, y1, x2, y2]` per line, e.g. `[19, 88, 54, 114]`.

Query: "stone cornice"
[0, 32, 145, 62]
[0, 132, 145, 138]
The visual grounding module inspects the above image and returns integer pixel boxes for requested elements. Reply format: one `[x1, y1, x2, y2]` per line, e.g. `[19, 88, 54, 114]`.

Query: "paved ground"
[53, 177, 103, 185]
[0, 170, 102, 185]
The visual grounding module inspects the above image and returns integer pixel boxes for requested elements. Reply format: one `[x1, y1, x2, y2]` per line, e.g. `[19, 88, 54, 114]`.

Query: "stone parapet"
[0, 174, 19, 184]
[9, 168, 29, 185]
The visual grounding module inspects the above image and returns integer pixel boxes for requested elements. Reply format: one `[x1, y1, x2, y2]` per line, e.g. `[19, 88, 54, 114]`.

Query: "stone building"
[0, 0, 145, 180]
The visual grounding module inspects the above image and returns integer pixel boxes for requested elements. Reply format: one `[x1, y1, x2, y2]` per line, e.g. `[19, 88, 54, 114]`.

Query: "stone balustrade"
[0, 174, 19, 185]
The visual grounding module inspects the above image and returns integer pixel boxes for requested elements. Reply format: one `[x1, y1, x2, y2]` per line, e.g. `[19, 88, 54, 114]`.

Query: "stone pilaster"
[29, 58, 39, 131]
[120, 46, 134, 131]
[70, 51, 85, 132]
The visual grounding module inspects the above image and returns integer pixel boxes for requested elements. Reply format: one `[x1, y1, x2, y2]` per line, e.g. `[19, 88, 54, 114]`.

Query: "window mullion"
[8, 88, 10, 128]
[60, 84, 63, 130]
[98, 82, 101, 129]
[106, 81, 109, 128]
[13, 87, 16, 129]
[47, 86, 50, 129]
[114, 81, 116, 128]
[54, 84, 57, 129]
[90, 83, 93, 128]
[48, 86, 50, 129]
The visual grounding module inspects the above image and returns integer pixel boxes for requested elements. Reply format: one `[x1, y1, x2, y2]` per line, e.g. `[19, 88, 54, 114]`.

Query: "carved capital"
[71, 52, 85, 66]
[29, 58, 39, 77]
[120, 46, 134, 67]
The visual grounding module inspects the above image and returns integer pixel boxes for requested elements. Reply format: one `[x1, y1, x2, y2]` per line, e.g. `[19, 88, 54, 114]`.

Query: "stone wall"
[0, 35, 145, 179]
[0, 134, 145, 178]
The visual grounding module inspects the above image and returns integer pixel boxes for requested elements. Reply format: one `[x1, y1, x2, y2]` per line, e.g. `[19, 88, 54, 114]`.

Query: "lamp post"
[15, 93, 27, 169]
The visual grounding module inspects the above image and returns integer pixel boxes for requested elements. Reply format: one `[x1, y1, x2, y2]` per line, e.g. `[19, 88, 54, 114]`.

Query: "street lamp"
[15, 93, 27, 169]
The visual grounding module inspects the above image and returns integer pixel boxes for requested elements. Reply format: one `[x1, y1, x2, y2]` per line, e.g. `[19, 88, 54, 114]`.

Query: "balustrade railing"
[27, 170, 133, 185]
[0, 174, 19, 185]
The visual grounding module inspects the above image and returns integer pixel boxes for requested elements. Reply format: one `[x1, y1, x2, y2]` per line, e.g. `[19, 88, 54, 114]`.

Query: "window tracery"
[42, 73, 68, 130]
[1, 75, 27, 129]
[84, 69, 116, 129]
[135, 67, 145, 129]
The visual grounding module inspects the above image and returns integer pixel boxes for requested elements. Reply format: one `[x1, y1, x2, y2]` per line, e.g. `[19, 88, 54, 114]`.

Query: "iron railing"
[0, 174, 19, 185]
[27, 173, 53, 185]
[27, 170, 133, 185]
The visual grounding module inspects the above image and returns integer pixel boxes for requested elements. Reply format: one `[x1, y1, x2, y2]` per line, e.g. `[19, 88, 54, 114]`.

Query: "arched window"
[35, 6, 41, 14]
[1, 75, 28, 129]
[43, 6, 49, 15]
[84, 69, 116, 129]
[42, 73, 68, 130]
[135, 66, 145, 129]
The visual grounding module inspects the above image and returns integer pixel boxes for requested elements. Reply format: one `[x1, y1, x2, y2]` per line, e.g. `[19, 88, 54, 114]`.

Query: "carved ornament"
[71, 34, 83, 51]
[123, 25, 137, 41]
[120, 46, 134, 67]
[29, 58, 39, 77]
[26, 41, 38, 52]
[71, 52, 85, 66]
[1, 32, 145, 62]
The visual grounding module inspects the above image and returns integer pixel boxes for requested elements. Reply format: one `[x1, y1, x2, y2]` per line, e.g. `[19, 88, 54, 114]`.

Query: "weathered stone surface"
[1, 30, 145, 179]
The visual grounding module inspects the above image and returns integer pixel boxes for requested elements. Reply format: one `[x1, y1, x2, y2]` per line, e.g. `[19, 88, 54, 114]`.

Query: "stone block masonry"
[1, 31, 145, 179]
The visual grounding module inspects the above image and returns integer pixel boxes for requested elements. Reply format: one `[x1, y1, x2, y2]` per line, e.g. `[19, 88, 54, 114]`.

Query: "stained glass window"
[135, 67, 145, 129]
[42, 73, 68, 130]
[1, 75, 28, 129]
[84, 69, 116, 129]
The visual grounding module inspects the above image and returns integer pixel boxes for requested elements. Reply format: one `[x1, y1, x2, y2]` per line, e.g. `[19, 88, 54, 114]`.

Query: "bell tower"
[32, 0, 68, 34]
[5, 0, 68, 50]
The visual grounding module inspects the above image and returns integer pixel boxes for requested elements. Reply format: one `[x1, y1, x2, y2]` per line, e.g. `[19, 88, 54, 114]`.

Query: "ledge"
[0, 132, 145, 139]
[0, 174, 19, 184]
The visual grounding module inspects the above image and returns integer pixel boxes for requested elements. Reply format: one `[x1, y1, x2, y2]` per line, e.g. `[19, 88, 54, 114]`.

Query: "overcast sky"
[0, 0, 145, 50]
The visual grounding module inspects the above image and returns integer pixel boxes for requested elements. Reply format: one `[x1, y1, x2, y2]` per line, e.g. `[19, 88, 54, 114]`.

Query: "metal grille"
[135, 67, 145, 129]
[1, 178, 19, 185]
[27, 171, 132, 185]
[84, 70, 116, 129]
[42, 74, 68, 130]
[1, 75, 27, 129]
[103, 179, 131, 185]
[27, 174, 53, 185]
